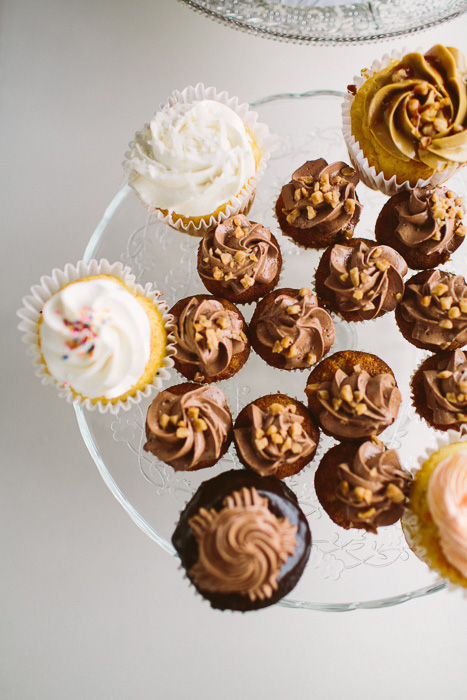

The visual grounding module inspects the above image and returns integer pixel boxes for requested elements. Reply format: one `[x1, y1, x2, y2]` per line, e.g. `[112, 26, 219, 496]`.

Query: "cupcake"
[17, 260, 173, 413]
[123, 84, 275, 236]
[315, 238, 407, 321]
[315, 439, 412, 533]
[275, 159, 362, 248]
[249, 287, 335, 370]
[403, 435, 467, 589]
[306, 350, 401, 441]
[172, 469, 312, 611]
[343, 45, 467, 194]
[411, 349, 467, 432]
[395, 269, 467, 351]
[375, 186, 466, 269]
[170, 294, 250, 383]
[144, 383, 232, 471]
[197, 214, 282, 304]
[233, 394, 319, 479]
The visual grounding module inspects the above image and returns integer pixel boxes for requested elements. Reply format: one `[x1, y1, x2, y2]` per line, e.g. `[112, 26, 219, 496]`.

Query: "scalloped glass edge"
[74, 89, 452, 611]
[179, 0, 467, 45]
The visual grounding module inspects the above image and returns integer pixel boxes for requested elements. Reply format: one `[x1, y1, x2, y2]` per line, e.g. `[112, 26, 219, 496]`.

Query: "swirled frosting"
[423, 349, 467, 426]
[280, 159, 361, 233]
[188, 487, 297, 601]
[198, 214, 280, 294]
[144, 385, 231, 470]
[39, 277, 151, 400]
[427, 450, 467, 578]
[309, 365, 401, 439]
[255, 289, 335, 369]
[336, 440, 411, 532]
[125, 100, 256, 217]
[400, 269, 467, 349]
[324, 241, 407, 319]
[395, 186, 466, 255]
[234, 402, 316, 476]
[174, 297, 246, 378]
[367, 45, 467, 172]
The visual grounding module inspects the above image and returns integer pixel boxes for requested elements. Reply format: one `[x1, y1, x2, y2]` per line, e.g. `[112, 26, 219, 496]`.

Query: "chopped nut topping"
[240, 275, 254, 289]
[307, 206, 316, 220]
[234, 226, 244, 239]
[291, 442, 303, 455]
[281, 436, 293, 454]
[187, 407, 200, 420]
[456, 225, 467, 237]
[439, 319, 453, 329]
[266, 425, 278, 436]
[456, 413, 467, 422]
[358, 508, 376, 519]
[449, 306, 461, 319]
[299, 287, 311, 297]
[310, 190, 324, 206]
[460, 300, 467, 313]
[318, 389, 330, 400]
[300, 175, 314, 185]
[289, 422, 302, 438]
[255, 437, 269, 451]
[255, 428, 265, 439]
[169, 414, 180, 425]
[438, 370, 453, 379]
[395, 293, 402, 302]
[220, 253, 232, 265]
[340, 480, 349, 496]
[193, 418, 208, 432]
[272, 341, 283, 353]
[376, 259, 391, 272]
[194, 372, 205, 383]
[432, 283, 449, 297]
[250, 253, 258, 263]
[332, 398, 342, 411]
[287, 304, 301, 316]
[269, 403, 285, 415]
[176, 427, 189, 439]
[420, 295, 432, 307]
[306, 383, 320, 393]
[340, 272, 349, 283]
[340, 385, 354, 403]
[306, 353, 317, 366]
[286, 209, 300, 224]
[195, 332, 203, 342]
[159, 413, 170, 429]
[440, 296, 453, 310]
[340, 166, 356, 178]
[234, 250, 247, 264]
[294, 188, 302, 202]
[353, 289, 364, 300]
[285, 346, 298, 359]
[350, 267, 360, 287]
[212, 267, 223, 281]
[344, 198, 356, 215]
[386, 484, 405, 504]
[281, 336, 293, 349]
[355, 403, 368, 415]
[271, 433, 284, 445]
[355, 486, 373, 504]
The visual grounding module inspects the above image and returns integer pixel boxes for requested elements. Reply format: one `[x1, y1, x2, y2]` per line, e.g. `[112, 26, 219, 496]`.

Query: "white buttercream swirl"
[427, 451, 467, 578]
[39, 278, 151, 400]
[125, 100, 256, 217]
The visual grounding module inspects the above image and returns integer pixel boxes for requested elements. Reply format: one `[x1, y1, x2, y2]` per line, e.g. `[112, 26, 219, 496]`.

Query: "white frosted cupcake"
[18, 259, 175, 413]
[123, 84, 275, 236]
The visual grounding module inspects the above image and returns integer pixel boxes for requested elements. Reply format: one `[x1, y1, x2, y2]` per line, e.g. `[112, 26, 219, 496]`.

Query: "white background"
[3, 2, 467, 698]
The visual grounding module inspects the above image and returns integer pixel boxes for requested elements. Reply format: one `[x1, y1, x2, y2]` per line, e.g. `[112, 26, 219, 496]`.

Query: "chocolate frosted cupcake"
[234, 394, 319, 479]
[412, 349, 467, 431]
[375, 186, 466, 269]
[315, 439, 412, 533]
[197, 214, 282, 304]
[249, 287, 335, 370]
[395, 269, 467, 351]
[172, 469, 312, 611]
[306, 351, 401, 441]
[275, 159, 362, 249]
[170, 294, 250, 383]
[315, 238, 407, 321]
[144, 383, 232, 471]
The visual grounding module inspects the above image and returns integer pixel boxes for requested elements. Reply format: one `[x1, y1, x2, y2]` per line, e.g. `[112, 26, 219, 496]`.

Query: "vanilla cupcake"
[18, 260, 174, 413]
[124, 84, 275, 236]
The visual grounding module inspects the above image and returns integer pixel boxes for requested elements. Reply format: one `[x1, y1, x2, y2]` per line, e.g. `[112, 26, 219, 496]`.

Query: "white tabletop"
[3, 2, 467, 698]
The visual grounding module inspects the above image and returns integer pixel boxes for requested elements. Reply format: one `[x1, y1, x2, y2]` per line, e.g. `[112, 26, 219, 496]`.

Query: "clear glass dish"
[76, 91, 467, 611]
[179, 0, 467, 44]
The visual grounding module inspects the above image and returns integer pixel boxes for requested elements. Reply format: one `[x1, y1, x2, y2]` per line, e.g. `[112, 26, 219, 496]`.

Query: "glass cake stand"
[76, 91, 467, 611]
[179, 0, 467, 45]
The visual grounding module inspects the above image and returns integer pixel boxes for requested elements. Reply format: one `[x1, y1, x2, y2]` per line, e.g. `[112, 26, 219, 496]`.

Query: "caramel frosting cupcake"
[395, 269, 467, 351]
[315, 238, 407, 322]
[172, 469, 312, 610]
[170, 294, 249, 383]
[315, 439, 412, 533]
[306, 351, 401, 441]
[275, 159, 362, 249]
[144, 383, 232, 471]
[249, 287, 335, 370]
[234, 394, 319, 479]
[197, 214, 282, 304]
[412, 349, 467, 431]
[375, 186, 466, 269]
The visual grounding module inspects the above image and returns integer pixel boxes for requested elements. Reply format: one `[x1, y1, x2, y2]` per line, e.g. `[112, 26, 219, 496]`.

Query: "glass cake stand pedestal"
[76, 91, 467, 611]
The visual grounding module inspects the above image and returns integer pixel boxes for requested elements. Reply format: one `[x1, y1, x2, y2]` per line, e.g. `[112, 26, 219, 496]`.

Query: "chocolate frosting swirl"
[367, 45, 467, 172]
[324, 241, 407, 319]
[199, 215, 280, 294]
[401, 269, 467, 349]
[280, 159, 361, 233]
[144, 385, 231, 470]
[313, 366, 401, 439]
[395, 186, 466, 255]
[336, 441, 411, 533]
[424, 349, 467, 425]
[174, 297, 246, 377]
[188, 487, 297, 601]
[234, 402, 316, 476]
[255, 289, 335, 369]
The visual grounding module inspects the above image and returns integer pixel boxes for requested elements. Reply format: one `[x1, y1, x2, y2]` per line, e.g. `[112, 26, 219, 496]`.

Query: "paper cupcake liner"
[342, 48, 463, 197]
[125, 83, 277, 237]
[17, 259, 176, 415]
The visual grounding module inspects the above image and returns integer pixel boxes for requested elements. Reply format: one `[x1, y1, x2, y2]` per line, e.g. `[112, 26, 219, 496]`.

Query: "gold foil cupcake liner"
[341, 49, 462, 197]
[17, 259, 176, 414]
[125, 83, 278, 237]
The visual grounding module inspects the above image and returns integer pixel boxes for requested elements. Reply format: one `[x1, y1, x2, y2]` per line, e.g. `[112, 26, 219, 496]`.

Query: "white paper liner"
[17, 259, 176, 414]
[402, 429, 467, 595]
[124, 83, 278, 237]
[342, 48, 463, 197]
